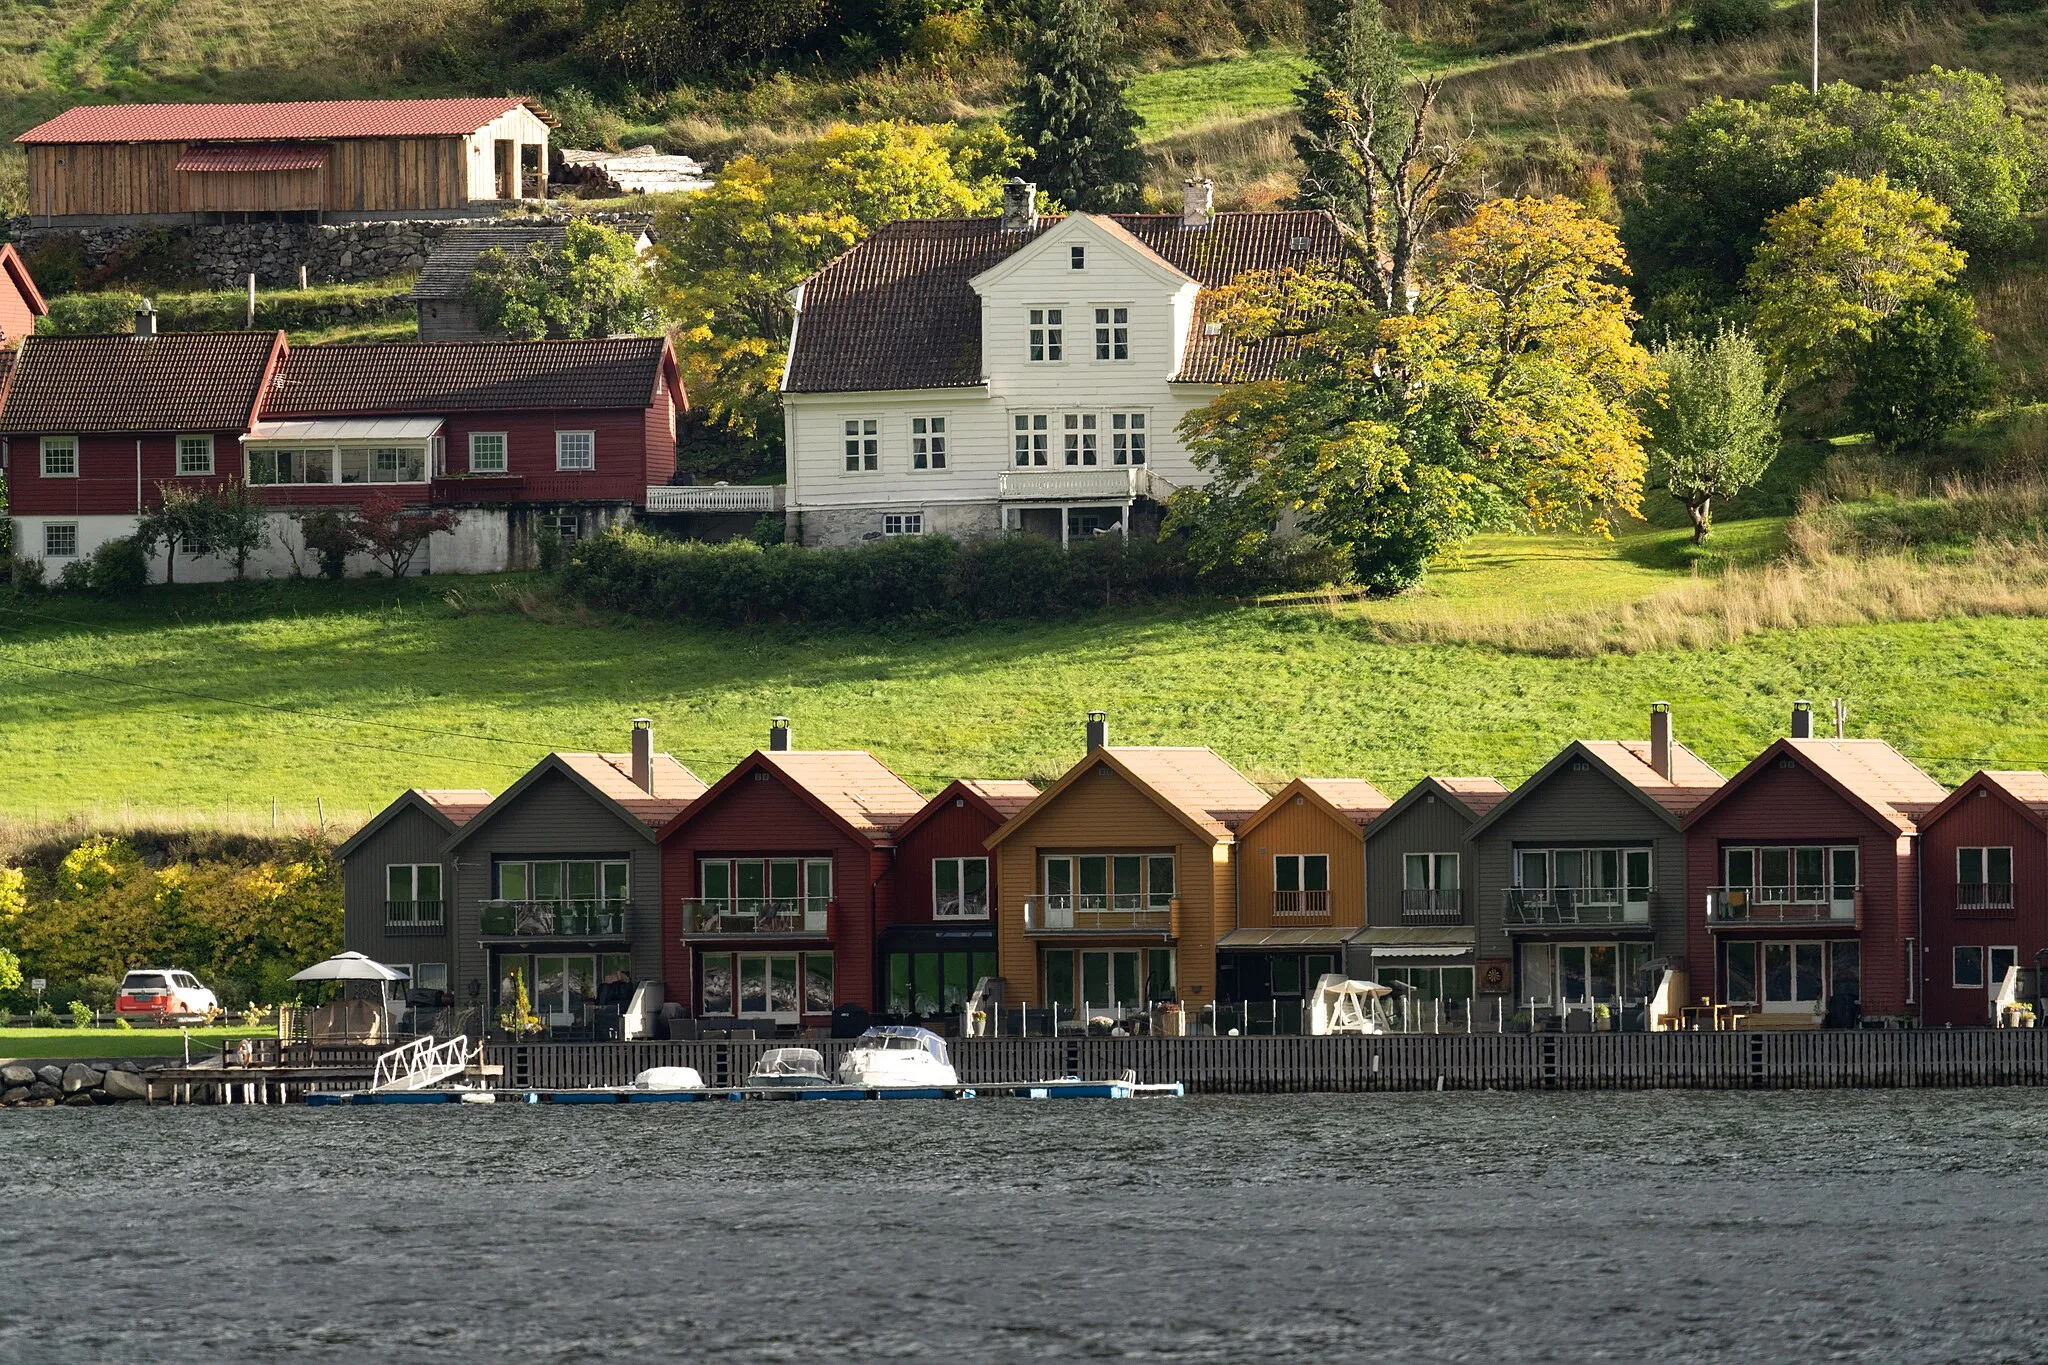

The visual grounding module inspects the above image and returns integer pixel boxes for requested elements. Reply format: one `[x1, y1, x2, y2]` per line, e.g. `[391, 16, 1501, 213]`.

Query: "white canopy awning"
[289, 951, 409, 983]
[244, 417, 444, 445]
[1370, 944, 1474, 959]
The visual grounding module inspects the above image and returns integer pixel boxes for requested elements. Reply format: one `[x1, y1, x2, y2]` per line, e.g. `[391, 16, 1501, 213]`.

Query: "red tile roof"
[266, 338, 676, 417]
[1434, 778, 1510, 817]
[418, 788, 494, 825]
[755, 751, 928, 841]
[19, 98, 543, 145]
[1581, 740, 1725, 816]
[1784, 739, 1948, 830]
[0, 331, 282, 434]
[558, 752, 706, 829]
[960, 779, 1042, 820]
[784, 210, 1345, 393]
[175, 143, 330, 172]
[1982, 770, 2048, 817]
[1298, 778, 1393, 825]
[1107, 747, 1271, 840]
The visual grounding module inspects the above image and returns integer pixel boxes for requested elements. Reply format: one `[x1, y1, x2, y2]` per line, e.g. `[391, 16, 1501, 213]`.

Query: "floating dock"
[308, 1078, 1186, 1106]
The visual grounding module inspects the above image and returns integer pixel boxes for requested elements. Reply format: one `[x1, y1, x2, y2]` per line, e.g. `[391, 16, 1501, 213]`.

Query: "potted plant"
[1593, 1004, 1612, 1032]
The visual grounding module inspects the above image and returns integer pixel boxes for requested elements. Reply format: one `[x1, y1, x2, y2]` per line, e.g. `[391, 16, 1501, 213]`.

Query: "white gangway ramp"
[370, 1034, 474, 1092]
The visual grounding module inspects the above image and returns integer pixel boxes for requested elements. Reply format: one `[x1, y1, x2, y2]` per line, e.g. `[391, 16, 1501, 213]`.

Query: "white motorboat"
[748, 1047, 831, 1088]
[630, 1065, 706, 1091]
[835, 1026, 960, 1087]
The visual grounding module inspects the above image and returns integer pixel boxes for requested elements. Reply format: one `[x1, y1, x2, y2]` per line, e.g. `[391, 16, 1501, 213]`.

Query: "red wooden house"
[0, 243, 49, 350]
[1916, 771, 2048, 1027]
[1682, 704, 1948, 1023]
[657, 724, 928, 1031]
[881, 778, 1038, 1021]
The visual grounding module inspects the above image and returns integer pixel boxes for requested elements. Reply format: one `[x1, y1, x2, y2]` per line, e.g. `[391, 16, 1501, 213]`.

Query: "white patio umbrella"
[289, 951, 408, 983]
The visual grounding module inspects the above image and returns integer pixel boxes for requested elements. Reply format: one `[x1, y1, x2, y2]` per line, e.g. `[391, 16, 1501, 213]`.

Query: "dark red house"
[1683, 705, 1948, 1024]
[881, 778, 1038, 1020]
[1916, 770, 2048, 1027]
[656, 727, 927, 1031]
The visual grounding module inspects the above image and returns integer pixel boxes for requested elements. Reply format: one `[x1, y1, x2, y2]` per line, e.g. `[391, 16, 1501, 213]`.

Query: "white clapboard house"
[775, 179, 1345, 546]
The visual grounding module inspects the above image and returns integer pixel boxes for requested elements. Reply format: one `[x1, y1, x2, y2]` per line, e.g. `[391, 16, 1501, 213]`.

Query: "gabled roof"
[987, 746, 1269, 848]
[966, 213, 1195, 294]
[891, 777, 1042, 845]
[783, 210, 1346, 393]
[335, 787, 493, 860]
[659, 749, 928, 847]
[266, 336, 683, 417]
[1468, 740, 1725, 839]
[449, 750, 706, 847]
[410, 226, 569, 301]
[0, 244, 49, 342]
[1364, 776, 1509, 839]
[1683, 737, 1947, 834]
[1917, 770, 2048, 835]
[1239, 777, 1391, 841]
[0, 330, 285, 433]
[18, 98, 550, 145]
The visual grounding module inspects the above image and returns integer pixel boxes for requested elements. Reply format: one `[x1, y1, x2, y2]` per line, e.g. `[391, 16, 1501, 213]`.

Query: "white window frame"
[881, 513, 923, 537]
[1094, 306, 1130, 361]
[1012, 413, 1050, 467]
[1273, 854, 1330, 892]
[1062, 412, 1098, 467]
[415, 962, 450, 992]
[40, 436, 78, 479]
[42, 522, 80, 559]
[555, 430, 595, 472]
[1404, 852, 1459, 890]
[1111, 411, 1148, 466]
[932, 856, 990, 920]
[842, 418, 879, 473]
[176, 434, 215, 476]
[1028, 307, 1064, 363]
[469, 432, 508, 473]
[1953, 944, 1985, 989]
[910, 416, 948, 472]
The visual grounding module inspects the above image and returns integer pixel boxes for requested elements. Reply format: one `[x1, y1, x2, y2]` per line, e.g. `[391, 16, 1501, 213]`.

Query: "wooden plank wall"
[29, 137, 474, 216]
[487, 1031, 2048, 1093]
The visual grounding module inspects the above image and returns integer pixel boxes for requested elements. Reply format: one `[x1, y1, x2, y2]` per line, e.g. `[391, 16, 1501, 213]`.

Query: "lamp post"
[1812, 0, 1820, 95]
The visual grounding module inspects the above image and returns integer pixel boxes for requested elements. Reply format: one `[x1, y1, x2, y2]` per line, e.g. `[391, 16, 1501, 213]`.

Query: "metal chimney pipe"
[134, 299, 157, 338]
[630, 718, 654, 794]
[1086, 710, 1107, 751]
[770, 716, 791, 752]
[1791, 700, 1814, 739]
[1649, 701, 1672, 780]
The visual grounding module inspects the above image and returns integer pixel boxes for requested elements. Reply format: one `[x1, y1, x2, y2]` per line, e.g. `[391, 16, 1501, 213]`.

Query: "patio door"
[1079, 950, 1142, 1015]
[535, 954, 595, 1027]
[737, 954, 801, 1022]
[1830, 848, 1859, 920]
[1761, 941, 1824, 1012]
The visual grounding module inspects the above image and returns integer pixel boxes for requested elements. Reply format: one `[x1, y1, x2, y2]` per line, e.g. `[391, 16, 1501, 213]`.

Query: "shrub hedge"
[38, 281, 416, 338]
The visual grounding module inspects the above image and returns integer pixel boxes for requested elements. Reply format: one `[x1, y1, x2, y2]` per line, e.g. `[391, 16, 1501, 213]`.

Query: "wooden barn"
[17, 98, 556, 224]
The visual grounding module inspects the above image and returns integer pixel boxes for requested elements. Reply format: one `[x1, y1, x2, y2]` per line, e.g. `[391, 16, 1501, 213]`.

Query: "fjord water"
[4, 1092, 2046, 1362]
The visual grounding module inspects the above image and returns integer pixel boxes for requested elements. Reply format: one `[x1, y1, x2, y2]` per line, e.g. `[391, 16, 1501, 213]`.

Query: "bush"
[1691, 0, 1773, 42]
[6, 554, 44, 592]
[85, 536, 150, 595]
[1848, 290, 1998, 452]
[67, 999, 95, 1029]
[29, 1003, 58, 1028]
[56, 559, 91, 593]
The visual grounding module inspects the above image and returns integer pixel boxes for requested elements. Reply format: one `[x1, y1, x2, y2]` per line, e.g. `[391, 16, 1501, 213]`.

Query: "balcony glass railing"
[384, 900, 446, 934]
[479, 899, 631, 937]
[681, 898, 831, 935]
[1704, 886, 1859, 927]
[1023, 895, 1176, 933]
[1502, 888, 1648, 927]
[1272, 889, 1331, 919]
[1401, 888, 1461, 920]
[933, 895, 992, 920]
[1955, 883, 2016, 917]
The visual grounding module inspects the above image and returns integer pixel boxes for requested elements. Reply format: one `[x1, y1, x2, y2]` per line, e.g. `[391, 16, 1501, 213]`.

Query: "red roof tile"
[19, 98, 543, 145]
[756, 751, 928, 841]
[558, 752, 706, 829]
[1582, 740, 1725, 816]
[960, 779, 1042, 820]
[175, 143, 330, 172]
[418, 788, 494, 825]
[784, 210, 1345, 393]
[1107, 747, 1272, 840]
[1297, 778, 1393, 825]
[0, 331, 282, 433]
[266, 338, 675, 417]
[1434, 777, 1510, 817]
[1784, 739, 1948, 831]
[1982, 770, 2048, 818]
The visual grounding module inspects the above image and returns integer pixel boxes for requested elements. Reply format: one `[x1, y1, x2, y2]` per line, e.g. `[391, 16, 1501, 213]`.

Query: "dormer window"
[1094, 307, 1128, 361]
[1028, 308, 1063, 362]
[1071, 245, 1086, 270]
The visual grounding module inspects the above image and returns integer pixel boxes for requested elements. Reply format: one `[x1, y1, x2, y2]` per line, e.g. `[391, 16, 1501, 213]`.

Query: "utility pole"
[1812, 0, 1820, 95]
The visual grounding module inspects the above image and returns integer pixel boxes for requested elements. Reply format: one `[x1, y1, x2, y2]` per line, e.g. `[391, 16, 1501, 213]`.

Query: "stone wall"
[2, 210, 655, 289]
[0, 1058, 159, 1106]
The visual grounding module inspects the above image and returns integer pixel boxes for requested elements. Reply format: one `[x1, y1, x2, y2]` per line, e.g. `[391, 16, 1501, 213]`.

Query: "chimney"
[1182, 178, 1214, 229]
[134, 299, 158, 338]
[1085, 710, 1108, 751]
[1649, 701, 1672, 781]
[770, 716, 792, 752]
[1001, 178, 1039, 232]
[630, 718, 654, 794]
[1791, 700, 1813, 739]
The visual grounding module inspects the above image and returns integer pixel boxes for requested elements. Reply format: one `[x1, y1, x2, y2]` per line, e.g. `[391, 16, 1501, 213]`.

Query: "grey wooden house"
[1355, 776, 1509, 1018]
[336, 787, 493, 1000]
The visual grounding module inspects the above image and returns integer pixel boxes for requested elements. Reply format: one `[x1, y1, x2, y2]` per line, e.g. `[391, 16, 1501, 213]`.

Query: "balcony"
[1955, 883, 2017, 919]
[1272, 889, 1331, 921]
[681, 898, 832, 939]
[1401, 888, 1462, 922]
[479, 900, 632, 939]
[1502, 888, 1650, 929]
[646, 484, 786, 514]
[1023, 895, 1177, 936]
[1704, 887, 1860, 929]
[383, 901, 447, 936]
[996, 468, 1166, 502]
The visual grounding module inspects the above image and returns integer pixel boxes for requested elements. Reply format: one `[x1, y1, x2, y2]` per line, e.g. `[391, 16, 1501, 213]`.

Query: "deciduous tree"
[469, 219, 654, 341]
[210, 478, 269, 580]
[134, 484, 217, 585]
[1846, 289, 1996, 452]
[1644, 326, 1784, 543]
[1008, 0, 1146, 212]
[349, 494, 461, 579]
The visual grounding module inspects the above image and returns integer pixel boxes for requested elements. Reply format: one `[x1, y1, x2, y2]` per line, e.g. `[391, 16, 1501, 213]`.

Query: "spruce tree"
[1008, 0, 1147, 212]
[1291, 0, 1407, 225]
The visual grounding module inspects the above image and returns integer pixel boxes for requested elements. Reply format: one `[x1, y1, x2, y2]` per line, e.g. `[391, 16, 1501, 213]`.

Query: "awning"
[1354, 926, 1477, 959]
[244, 417, 444, 445]
[1217, 927, 1362, 949]
[176, 142, 331, 173]
[877, 925, 996, 952]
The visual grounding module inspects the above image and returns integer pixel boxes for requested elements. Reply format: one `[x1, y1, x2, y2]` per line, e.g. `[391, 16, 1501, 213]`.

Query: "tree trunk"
[1689, 498, 1712, 545]
[164, 536, 177, 584]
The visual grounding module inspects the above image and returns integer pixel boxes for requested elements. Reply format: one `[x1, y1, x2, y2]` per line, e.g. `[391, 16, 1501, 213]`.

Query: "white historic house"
[777, 180, 1344, 546]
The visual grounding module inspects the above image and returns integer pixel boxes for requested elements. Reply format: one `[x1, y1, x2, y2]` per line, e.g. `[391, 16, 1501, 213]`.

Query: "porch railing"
[1502, 888, 1649, 927]
[1271, 889, 1330, 919]
[478, 899, 633, 937]
[1401, 888, 1462, 921]
[996, 467, 1161, 501]
[1956, 882, 2017, 917]
[934, 895, 992, 920]
[1022, 895, 1177, 935]
[681, 898, 832, 936]
[645, 484, 785, 514]
[1704, 886, 1860, 928]
[384, 900, 446, 934]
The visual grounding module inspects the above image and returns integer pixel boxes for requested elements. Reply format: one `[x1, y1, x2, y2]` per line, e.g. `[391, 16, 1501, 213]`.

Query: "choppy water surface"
[4, 1092, 2047, 1362]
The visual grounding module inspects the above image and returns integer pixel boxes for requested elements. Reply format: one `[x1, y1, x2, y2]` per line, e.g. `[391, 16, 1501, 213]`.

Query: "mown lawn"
[2, 527, 2046, 823]
[0, 1026, 269, 1060]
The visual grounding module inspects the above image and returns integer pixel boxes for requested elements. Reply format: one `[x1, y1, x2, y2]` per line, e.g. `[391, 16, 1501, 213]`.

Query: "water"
[4, 1092, 2047, 1362]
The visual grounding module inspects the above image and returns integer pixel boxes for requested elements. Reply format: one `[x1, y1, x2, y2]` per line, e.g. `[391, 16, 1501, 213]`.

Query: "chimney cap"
[1650, 700, 1669, 712]
[632, 716, 652, 728]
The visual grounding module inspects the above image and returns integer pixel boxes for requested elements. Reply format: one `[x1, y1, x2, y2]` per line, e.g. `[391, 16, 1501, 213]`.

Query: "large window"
[1042, 854, 1174, 909]
[1722, 845, 1859, 905]
[1954, 945, 1986, 989]
[1402, 852, 1460, 916]
[910, 416, 947, 471]
[698, 857, 833, 930]
[1518, 940, 1653, 1009]
[249, 447, 333, 485]
[1725, 940, 1759, 1004]
[385, 864, 444, 926]
[469, 432, 508, 473]
[1094, 307, 1129, 361]
[40, 436, 77, 478]
[496, 859, 630, 905]
[695, 951, 826, 1021]
[1513, 847, 1652, 922]
[933, 857, 989, 919]
[248, 445, 430, 485]
[1958, 847, 2014, 907]
[889, 949, 998, 1019]
[555, 431, 595, 471]
[1273, 854, 1329, 916]
[1013, 413, 1050, 467]
[1062, 413, 1098, 466]
[177, 435, 214, 476]
[1110, 412, 1147, 465]
[1028, 307, 1063, 361]
[1042, 947, 1174, 1014]
[842, 419, 879, 472]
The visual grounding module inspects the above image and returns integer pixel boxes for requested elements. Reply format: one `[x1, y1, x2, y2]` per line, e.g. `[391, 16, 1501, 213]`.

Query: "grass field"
[4, 524, 2048, 823]
[0, 1026, 268, 1059]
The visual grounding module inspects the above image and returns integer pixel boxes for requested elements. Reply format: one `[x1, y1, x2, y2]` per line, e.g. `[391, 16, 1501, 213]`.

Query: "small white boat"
[835, 1026, 960, 1087]
[748, 1047, 831, 1088]
[631, 1065, 706, 1092]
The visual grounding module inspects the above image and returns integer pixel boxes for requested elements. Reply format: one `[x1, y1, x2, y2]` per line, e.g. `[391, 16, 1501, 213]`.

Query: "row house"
[0, 316, 686, 580]
[1358, 776, 1509, 1013]
[1918, 771, 2048, 1027]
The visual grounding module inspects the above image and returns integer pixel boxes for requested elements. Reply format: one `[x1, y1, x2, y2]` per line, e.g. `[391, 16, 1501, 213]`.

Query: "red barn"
[1683, 705, 1947, 1024]
[657, 726, 927, 1032]
[1916, 771, 2048, 1027]
[882, 778, 1038, 1021]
